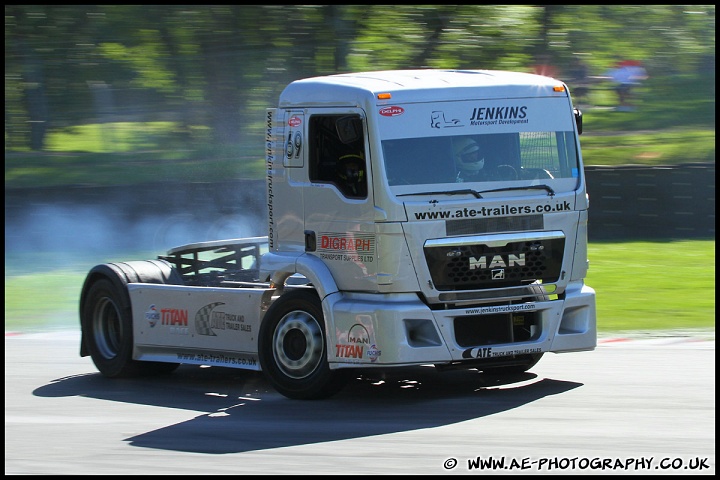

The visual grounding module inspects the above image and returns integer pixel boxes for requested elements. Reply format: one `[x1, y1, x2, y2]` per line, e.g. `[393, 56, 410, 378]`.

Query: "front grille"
[424, 236, 564, 290]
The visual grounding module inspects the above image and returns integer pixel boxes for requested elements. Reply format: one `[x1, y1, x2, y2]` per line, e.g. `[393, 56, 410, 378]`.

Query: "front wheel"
[258, 289, 346, 399]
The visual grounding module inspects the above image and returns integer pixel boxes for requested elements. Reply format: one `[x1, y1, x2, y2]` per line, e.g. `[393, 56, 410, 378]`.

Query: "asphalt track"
[5, 329, 715, 475]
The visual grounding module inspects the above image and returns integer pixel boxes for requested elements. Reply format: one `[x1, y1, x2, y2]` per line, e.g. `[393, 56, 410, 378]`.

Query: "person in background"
[606, 60, 648, 111]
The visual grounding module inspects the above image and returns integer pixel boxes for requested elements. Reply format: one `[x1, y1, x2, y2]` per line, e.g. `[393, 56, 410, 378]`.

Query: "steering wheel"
[496, 164, 518, 180]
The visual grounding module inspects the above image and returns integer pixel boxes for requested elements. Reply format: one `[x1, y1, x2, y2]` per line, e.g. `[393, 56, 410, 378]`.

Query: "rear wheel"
[82, 278, 141, 377]
[81, 278, 178, 377]
[258, 289, 346, 399]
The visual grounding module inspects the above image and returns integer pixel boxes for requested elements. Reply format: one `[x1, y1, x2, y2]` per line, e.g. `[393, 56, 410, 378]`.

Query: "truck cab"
[263, 69, 595, 370]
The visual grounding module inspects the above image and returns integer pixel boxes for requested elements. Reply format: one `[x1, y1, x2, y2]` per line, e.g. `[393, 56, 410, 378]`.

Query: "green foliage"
[98, 39, 178, 93]
[5, 150, 264, 188]
[5, 122, 264, 187]
[5, 71, 714, 188]
[41, 122, 183, 153]
[3, 7, 715, 185]
[4, 5, 716, 152]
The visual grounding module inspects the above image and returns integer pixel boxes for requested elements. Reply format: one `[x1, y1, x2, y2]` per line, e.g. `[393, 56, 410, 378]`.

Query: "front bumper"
[325, 281, 596, 369]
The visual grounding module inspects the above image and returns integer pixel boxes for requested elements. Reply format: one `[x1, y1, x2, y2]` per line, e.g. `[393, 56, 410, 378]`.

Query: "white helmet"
[454, 137, 484, 173]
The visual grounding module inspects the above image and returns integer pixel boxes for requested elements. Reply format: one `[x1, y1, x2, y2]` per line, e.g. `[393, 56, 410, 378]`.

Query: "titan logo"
[469, 254, 525, 270]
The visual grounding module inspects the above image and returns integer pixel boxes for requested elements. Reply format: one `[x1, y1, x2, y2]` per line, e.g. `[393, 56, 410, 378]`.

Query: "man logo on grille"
[469, 254, 525, 270]
[492, 269, 505, 280]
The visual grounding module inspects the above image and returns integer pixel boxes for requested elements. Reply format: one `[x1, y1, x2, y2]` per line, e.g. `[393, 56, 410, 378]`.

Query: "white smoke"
[5, 204, 265, 274]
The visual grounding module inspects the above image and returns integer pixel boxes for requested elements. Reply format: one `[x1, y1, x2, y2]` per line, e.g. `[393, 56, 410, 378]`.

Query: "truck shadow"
[33, 364, 581, 454]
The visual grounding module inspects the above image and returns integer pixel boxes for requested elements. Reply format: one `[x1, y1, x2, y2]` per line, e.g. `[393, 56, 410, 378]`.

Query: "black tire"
[258, 289, 346, 400]
[81, 278, 142, 377]
[81, 278, 179, 377]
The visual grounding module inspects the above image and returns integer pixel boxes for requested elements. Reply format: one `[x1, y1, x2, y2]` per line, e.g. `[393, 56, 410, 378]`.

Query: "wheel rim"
[92, 296, 123, 360]
[272, 310, 324, 379]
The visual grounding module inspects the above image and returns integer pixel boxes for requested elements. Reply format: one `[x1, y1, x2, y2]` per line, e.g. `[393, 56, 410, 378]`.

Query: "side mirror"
[336, 116, 362, 144]
[574, 108, 583, 135]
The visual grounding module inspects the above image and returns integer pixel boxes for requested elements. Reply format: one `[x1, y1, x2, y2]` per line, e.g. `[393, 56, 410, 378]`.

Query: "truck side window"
[309, 115, 368, 198]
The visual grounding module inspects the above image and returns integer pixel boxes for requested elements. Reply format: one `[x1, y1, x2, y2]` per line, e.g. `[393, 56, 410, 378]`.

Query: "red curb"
[598, 338, 631, 344]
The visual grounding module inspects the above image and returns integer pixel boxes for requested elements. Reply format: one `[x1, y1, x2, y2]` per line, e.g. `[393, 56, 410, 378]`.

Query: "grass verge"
[4, 240, 715, 335]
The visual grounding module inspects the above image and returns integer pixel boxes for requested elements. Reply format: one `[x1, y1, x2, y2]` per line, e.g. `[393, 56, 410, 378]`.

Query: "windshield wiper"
[475, 184, 556, 197]
[397, 188, 483, 199]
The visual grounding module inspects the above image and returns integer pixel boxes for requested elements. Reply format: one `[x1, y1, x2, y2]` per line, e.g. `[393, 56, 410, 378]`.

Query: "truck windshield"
[382, 131, 580, 188]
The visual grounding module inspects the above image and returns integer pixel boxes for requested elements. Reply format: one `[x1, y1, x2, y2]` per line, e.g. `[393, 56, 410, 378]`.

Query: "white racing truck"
[79, 69, 596, 400]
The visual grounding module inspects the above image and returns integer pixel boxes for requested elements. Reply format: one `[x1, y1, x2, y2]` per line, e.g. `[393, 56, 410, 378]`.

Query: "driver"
[336, 152, 366, 197]
[453, 137, 487, 183]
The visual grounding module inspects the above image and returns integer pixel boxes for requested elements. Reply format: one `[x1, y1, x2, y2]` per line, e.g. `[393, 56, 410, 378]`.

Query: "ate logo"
[462, 347, 492, 359]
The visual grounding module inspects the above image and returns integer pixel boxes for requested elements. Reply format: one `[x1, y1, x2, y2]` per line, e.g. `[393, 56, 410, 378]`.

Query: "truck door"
[302, 109, 377, 291]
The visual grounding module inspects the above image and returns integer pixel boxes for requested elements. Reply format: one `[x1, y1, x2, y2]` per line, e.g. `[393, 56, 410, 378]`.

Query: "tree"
[4, 5, 715, 152]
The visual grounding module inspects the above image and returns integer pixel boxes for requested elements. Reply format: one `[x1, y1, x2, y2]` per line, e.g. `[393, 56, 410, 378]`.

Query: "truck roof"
[278, 69, 568, 108]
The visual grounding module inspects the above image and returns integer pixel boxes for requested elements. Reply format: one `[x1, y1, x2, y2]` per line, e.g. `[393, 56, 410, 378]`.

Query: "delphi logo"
[379, 106, 404, 117]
